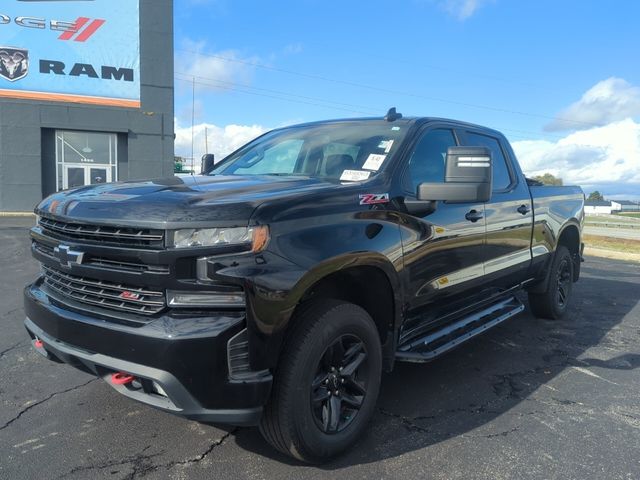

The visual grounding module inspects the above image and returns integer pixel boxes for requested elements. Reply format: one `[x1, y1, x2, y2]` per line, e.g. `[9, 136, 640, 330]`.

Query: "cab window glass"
[405, 129, 456, 194]
[232, 139, 303, 174]
[465, 132, 512, 190]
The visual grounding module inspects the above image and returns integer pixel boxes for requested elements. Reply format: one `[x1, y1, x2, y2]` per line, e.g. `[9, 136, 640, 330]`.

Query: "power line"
[175, 72, 380, 114]
[176, 49, 600, 129]
[174, 74, 376, 115]
[174, 73, 568, 141]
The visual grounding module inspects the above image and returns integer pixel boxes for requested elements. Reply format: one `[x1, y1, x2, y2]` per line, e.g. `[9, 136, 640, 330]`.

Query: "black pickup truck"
[24, 110, 584, 462]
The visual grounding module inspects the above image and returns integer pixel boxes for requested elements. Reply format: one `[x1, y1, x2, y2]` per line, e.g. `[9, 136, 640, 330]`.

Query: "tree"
[588, 191, 604, 201]
[532, 173, 563, 186]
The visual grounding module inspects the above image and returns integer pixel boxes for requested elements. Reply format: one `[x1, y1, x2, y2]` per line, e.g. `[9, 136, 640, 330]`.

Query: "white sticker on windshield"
[378, 140, 391, 150]
[384, 140, 394, 153]
[391, 126, 400, 131]
[362, 154, 386, 171]
[340, 170, 371, 182]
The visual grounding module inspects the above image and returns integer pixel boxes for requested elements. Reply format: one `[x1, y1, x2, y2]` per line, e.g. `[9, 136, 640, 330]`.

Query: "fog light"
[167, 290, 245, 308]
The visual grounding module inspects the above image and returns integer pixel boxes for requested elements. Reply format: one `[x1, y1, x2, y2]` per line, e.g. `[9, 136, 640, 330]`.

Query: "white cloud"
[440, 0, 492, 20]
[512, 118, 640, 199]
[546, 77, 640, 132]
[175, 40, 259, 92]
[283, 43, 303, 55]
[174, 121, 268, 171]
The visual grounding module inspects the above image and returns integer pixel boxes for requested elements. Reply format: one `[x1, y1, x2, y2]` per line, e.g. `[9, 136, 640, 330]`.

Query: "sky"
[173, 0, 640, 199]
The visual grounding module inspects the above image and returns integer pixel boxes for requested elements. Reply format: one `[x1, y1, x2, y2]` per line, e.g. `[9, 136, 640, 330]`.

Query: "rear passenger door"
[461, 129, 533, 287]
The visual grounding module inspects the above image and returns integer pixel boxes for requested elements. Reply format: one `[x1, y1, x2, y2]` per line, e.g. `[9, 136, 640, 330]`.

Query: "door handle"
[517, 204, 531, 215]
[465, 209, 483, 222]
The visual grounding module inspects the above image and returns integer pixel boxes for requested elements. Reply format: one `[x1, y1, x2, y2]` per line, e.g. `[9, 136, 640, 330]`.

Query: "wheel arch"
[263, 253, 402, 372]
[557, 221, 582, 281]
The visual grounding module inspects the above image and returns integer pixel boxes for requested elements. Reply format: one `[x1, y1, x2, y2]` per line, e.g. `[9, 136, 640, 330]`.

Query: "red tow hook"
[34, 339, 44, 348]
[111, 372, 136, 385]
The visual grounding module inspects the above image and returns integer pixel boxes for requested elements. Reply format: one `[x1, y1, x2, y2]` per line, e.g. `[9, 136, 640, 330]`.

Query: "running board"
[395, 296, 525, 363]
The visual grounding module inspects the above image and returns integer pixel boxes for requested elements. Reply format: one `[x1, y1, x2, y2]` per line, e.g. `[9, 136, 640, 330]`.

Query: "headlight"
[169, 225, 269, 251]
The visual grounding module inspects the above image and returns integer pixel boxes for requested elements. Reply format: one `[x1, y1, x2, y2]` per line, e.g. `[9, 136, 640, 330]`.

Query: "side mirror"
[201, 154, 215, 174]
[417, 146, 492, 203]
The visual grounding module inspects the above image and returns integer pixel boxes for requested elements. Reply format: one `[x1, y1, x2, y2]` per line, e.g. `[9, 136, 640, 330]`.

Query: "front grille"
[33, 241, 169, 274]
[42, 265, 165, 316]
[39, 217, 164, 248]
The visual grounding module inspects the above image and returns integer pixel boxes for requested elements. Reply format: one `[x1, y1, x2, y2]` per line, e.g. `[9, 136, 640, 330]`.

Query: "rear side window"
[465, 132, 512, 190]
[404, 129, 457, 194]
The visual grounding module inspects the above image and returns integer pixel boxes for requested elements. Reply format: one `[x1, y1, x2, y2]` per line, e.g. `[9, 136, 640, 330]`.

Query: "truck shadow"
[234, 259, 640, 467]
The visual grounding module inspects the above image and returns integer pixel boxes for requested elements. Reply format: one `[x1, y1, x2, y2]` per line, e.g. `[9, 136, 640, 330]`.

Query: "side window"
[404, 129, 457, 194]
[465, 132, 512, 191]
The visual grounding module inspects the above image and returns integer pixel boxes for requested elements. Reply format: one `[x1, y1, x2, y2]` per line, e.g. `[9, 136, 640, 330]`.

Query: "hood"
[37, 175, 343, 228]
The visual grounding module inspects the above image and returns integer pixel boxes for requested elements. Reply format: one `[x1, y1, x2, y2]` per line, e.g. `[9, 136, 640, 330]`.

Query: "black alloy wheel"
[311, 334, 369, 434]
[528, 245, 574, 320]
[556, 256, 572, 308]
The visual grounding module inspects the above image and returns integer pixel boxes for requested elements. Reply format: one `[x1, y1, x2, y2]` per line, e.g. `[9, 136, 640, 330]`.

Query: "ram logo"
[0, 47, 28, 82]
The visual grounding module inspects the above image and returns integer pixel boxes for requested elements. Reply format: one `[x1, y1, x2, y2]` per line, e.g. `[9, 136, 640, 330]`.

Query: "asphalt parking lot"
[1, 224, 639, 480]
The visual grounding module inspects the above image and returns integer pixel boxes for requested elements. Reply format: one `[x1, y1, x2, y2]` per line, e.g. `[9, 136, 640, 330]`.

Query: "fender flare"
[529, 219, 582, 294]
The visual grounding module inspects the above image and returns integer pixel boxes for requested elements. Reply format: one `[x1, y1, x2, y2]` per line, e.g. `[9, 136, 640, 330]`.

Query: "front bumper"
[24, 282, 272, 426]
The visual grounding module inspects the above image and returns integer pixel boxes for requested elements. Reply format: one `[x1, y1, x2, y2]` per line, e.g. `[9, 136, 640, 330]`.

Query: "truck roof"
[285, 115, 506, 138]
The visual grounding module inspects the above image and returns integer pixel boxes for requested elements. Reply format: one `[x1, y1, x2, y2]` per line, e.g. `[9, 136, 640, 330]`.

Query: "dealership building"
[0, 0, 174, 212]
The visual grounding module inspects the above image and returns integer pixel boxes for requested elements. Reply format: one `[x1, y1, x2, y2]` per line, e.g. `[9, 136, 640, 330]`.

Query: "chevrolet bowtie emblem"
[53, 245, 84, 268]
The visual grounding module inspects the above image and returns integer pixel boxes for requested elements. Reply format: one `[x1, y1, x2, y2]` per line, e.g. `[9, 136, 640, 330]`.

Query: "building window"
[55, 131, 118, 190]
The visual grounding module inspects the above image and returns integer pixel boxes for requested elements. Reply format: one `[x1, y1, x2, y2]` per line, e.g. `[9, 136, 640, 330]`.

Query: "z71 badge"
[359, 193, 390, 205]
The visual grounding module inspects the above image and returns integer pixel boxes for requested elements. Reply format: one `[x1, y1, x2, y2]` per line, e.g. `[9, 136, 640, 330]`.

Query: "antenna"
[384, 107, 402, 122]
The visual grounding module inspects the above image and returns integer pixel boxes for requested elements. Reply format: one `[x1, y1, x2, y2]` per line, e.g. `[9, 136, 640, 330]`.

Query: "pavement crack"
[0, 378, 97, 432]
[0, 340, 28, 358]
[1, 307, 20, 317]
[165, 427, 239, 468]
[59, 450, 163, 480]
[480, 426, 520, 439]
[57, 430, 238, 479]
[377, 408, 431, 433]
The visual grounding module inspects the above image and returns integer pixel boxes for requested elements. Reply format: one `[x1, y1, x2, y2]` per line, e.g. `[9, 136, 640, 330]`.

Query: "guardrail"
[585, 222, 640, 229]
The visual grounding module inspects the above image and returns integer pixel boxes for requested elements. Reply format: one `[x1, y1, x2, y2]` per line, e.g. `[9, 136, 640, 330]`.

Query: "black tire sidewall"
[548, 246, 574, 318]
[287, 302, 382, 460]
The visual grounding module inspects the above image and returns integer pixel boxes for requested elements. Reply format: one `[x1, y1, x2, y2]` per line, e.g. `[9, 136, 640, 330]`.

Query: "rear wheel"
[528, 245, 574, 319]
[259, 300, 382, 463]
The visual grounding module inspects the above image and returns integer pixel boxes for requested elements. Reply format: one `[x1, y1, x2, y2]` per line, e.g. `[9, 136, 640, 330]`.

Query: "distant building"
[616, 200, 640, 212]
[584, 200, 622, 215]
[0, 0, 174, 212]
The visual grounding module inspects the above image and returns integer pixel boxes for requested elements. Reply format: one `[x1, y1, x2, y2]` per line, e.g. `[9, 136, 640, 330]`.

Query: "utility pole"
[191, 76, 195, 174]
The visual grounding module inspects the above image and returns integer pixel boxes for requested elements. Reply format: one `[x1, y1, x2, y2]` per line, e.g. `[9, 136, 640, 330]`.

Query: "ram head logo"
[0, 47, 29, 82]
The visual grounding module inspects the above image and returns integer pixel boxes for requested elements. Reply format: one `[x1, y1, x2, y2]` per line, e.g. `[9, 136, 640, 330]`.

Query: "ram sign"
[0, 0, 140, 108]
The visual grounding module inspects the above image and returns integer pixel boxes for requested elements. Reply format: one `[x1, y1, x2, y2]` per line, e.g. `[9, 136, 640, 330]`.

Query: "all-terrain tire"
[259, 299, 382, 463]
[528, 245, 574, 319]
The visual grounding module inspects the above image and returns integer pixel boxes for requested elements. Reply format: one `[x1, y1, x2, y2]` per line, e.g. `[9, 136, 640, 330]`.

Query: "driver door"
[397, 126, 487, 329]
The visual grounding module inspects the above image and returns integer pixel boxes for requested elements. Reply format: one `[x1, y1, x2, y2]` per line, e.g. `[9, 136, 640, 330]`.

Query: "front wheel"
[528, 245, 574, 319]
[259, 300, 382, 463]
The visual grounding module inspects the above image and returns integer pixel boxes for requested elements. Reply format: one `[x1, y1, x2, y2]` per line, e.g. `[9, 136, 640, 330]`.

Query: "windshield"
[210, 121, 408, 181]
